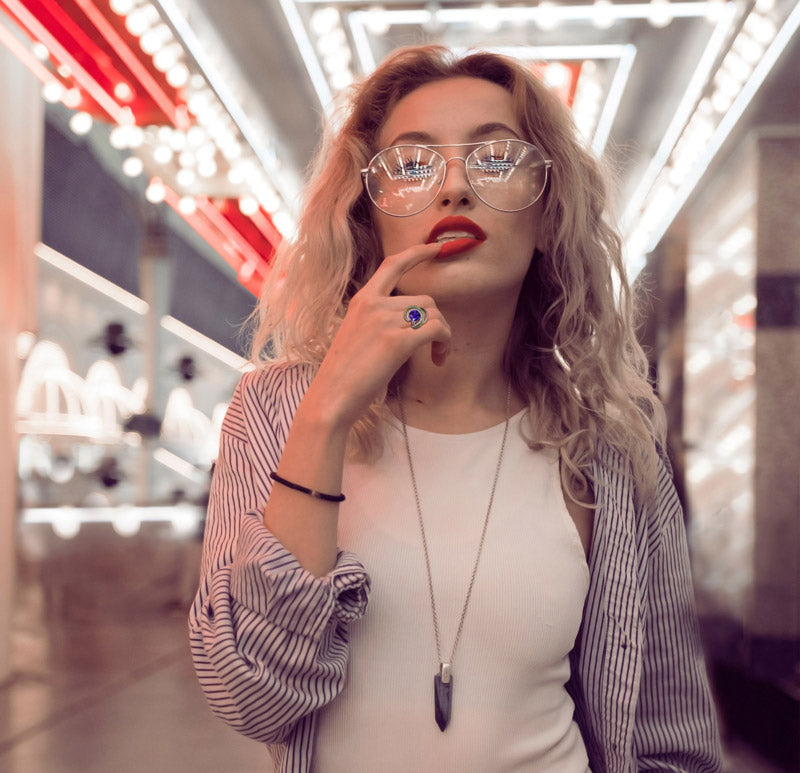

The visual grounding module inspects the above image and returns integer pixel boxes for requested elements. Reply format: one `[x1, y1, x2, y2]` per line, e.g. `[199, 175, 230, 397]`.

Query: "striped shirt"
[189, 364, 723, 773]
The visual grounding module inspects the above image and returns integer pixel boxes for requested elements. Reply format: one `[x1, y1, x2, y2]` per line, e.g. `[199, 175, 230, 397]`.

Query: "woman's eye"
[477, 155, 514, 172]
[393, 162, 435, 180]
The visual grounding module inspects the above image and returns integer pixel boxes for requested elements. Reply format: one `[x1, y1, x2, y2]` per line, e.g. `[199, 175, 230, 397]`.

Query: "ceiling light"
[139, 24, 172, 55]
[178, 196, 196, 215]
[364, 6, 390, 35]
[648, 0, 673, 27]
[537, 1, 559, 30]
[478, 3, 502, 31]
[744, 12, 777, 44]
[168, 130, 187, 151]
[239, 196, 259, 216]
[272, 211, 296, 238]
[31, 41, 49, 61]
[220, 141, 243, 160]
[186, 126, 206, 147]
[228, 166, 246, 185]
[257, 186, 281, 213]
[166, 63, 190, 88]
[324, 50, 351, 74]
[197, 159, 217, 178]
[110, 0, 136, 15]
[195, 142, 216, 162]
[122, 156, 144, 177]
[733, 33, 765, 64]
[62, 88, 82, 108]
[711, 89, 733, 112]
[176, 168, 196, 187]
[592, 0, 615, 28]
[125, 6, 159, 37]
[705, 0, 727, 22]
[153, 43, 182, 72]
[69, 111, 93, 135]
[145, 179, 166, 203]
[42, 81, 64, 103]
[187, 90, 210, 117]
[114, 81, 135, 102]
[310, 7, 341, 36]
[330, 70, 354, 90]
[424, 2, 445, 34]
[153, 144, 173, 164]
[317, 29, 346, 57]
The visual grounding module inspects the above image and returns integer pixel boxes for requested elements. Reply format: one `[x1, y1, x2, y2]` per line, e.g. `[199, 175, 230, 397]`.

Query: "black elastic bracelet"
[270, 472, 345, 502]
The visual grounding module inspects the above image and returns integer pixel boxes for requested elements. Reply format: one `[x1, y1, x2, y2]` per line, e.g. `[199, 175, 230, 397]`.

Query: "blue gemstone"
[408, 309, 421, 323]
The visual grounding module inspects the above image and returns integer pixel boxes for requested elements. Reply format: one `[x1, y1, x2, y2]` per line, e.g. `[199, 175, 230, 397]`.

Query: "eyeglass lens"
[364, 139, 549, 216]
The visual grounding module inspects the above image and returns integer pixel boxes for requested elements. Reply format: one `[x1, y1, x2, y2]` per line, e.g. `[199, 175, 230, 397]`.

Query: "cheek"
[373, 211, 408, 256]
[507, 211, 540, 260]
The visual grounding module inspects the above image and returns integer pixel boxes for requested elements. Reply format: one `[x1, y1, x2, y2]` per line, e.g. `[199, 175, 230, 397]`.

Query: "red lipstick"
[425, 216, 487, 259]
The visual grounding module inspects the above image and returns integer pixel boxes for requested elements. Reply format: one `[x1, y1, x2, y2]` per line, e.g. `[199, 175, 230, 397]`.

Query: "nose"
[436, 156, 475, 210]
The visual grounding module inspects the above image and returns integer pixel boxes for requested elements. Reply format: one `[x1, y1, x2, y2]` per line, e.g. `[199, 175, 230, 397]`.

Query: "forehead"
[377, 76, 522, 147]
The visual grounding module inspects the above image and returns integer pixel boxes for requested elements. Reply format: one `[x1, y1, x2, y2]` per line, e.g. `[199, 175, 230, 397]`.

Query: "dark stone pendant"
[434, 664, 452, 731]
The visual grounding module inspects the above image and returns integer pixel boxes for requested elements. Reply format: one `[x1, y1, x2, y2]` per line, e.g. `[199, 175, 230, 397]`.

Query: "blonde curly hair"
[249, 45, 665, 505]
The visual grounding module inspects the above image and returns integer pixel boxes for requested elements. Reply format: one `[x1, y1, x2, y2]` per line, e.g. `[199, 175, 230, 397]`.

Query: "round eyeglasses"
[361, 139, 552, 217]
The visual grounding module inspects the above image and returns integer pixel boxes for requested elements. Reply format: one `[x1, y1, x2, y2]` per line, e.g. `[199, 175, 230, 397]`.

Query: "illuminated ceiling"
[1, 0, 799, 289]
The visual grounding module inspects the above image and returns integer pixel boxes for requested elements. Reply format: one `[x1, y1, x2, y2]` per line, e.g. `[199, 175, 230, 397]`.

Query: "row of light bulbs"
[309, 6, 356, 93]
[106, 0, 293, 232]
[338, 0, 716, 36]
[624, 0, 780, 265]
[36, 0, 295, 236]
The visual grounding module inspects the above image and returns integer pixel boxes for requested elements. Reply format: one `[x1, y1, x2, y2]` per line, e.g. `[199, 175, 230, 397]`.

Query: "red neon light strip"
[159, 183, 266, 296]
[74, 0, 187, 129]
[40, 0, 136, 107]
[0, 0, 126, 122]
[195, 197, 267, 268]
[0, 14, 65, 87]
[248, 208, 282, 250]
[161, 185, 246, 269]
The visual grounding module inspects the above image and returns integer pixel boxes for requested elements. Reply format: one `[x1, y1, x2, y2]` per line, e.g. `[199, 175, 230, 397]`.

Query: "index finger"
[364, 242, 441, 297]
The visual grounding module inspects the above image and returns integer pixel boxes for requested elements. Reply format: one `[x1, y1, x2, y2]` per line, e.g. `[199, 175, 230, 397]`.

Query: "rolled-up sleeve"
[189, 368, 370, 745]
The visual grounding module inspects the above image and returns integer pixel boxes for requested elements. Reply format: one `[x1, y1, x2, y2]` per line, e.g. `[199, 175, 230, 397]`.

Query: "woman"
[190, 46, 723, 772]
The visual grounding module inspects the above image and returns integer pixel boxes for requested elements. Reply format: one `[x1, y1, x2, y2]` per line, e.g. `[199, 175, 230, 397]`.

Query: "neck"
[394, 301, 524, 432]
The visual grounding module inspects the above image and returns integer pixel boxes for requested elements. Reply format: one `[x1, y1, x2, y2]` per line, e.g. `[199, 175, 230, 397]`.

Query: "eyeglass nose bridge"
[435, 153, 476, 200]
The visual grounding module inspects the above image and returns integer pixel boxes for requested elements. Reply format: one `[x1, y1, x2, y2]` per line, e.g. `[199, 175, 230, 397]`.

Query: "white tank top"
[313, 411, 591, 772]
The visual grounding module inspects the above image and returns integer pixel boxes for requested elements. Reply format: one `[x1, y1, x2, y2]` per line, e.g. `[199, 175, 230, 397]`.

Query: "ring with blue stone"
[403, 305, 428, 330]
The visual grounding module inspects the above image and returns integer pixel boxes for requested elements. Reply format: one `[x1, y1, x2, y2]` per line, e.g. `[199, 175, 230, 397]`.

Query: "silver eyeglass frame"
[360, 139, 553, 217]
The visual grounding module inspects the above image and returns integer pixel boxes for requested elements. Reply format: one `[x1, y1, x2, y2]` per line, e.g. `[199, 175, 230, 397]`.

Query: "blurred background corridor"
[1, 1, 798, 771]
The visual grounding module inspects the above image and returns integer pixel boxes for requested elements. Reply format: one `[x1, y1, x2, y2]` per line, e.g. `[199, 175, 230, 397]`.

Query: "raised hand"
[307, 241, 452, 431]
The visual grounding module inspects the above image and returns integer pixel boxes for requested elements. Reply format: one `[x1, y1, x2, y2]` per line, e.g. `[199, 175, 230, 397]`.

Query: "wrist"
[295, 383, 357, 441]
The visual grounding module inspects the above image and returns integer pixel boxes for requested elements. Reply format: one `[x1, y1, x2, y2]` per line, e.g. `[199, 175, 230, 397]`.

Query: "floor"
[0, 523, 791, 773]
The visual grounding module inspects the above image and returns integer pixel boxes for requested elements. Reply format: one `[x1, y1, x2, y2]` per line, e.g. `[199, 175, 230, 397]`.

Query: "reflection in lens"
[366, 146, 445, 216]
[467, 140, 548, 212]
[364, 140, 549, 216]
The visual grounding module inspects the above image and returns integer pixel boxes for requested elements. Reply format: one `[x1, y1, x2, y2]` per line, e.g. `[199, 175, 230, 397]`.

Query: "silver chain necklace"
[398, 384, 511, 732]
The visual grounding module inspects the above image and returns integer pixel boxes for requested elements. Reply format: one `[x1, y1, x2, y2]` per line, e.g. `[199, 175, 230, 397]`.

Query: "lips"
[425, 216, 487, 259]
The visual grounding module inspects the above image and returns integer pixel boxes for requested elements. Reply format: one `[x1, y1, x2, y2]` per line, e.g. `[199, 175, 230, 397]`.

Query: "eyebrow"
[387, 122, 523, 147]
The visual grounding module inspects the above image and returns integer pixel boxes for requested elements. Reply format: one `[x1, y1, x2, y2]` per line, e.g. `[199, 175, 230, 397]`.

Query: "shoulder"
[239, 361, 316, 405]
[223, 362, 317, 440]
[593, 438, 684, 551]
